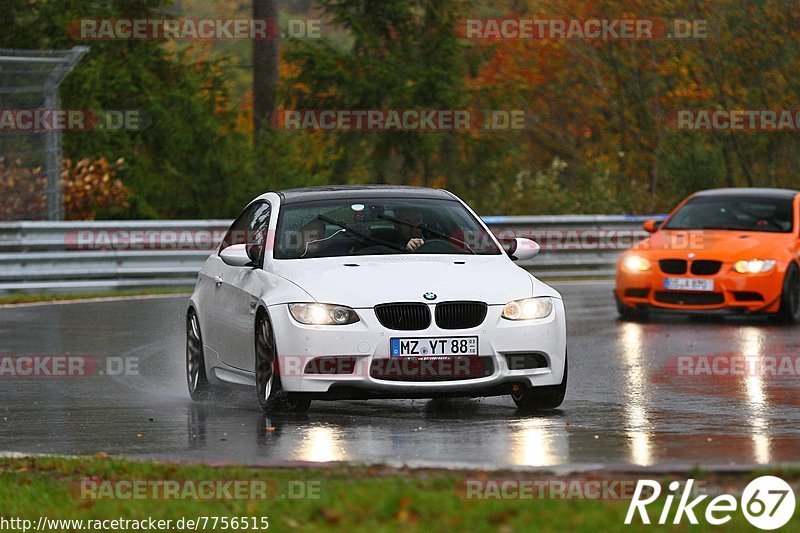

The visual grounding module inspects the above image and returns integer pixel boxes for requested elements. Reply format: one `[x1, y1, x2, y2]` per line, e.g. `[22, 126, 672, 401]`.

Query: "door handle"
[213, 275, 223, 287]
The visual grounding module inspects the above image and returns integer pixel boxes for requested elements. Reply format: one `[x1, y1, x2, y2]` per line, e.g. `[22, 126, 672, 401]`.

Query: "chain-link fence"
[0, 47, 87, 221]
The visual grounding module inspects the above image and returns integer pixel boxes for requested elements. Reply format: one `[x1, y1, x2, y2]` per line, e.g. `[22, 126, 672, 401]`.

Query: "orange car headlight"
[621, 255, 651, 273]
[733, 259, 776, 274]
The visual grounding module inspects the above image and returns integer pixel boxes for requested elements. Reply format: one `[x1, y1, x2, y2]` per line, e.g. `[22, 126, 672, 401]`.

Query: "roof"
[277, 185, 455, 204]
[692, 188, 799, 200]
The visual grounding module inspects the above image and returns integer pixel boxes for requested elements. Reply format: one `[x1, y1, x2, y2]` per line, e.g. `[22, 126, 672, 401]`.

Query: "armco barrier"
[0, 215, 665, 293]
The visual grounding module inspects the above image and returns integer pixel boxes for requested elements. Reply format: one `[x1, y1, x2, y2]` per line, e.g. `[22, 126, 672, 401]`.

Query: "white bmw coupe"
[187, 186, 567, 413]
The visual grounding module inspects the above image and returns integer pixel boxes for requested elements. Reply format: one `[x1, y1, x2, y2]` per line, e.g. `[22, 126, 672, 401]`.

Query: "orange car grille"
[659, 259, 687, 274]
[658, 259, 722, 276]
[654, 291, 724, 305]
[691, 260, 722, 275]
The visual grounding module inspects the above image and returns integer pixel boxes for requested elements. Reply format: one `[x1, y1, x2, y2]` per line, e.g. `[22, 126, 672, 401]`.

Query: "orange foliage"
[0, 157, 130, 221]
[0, 157, 46, 220]
[62, 157, 131, 220]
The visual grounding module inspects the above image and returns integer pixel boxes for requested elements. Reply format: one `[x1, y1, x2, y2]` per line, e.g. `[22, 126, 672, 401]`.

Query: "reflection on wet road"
[1, 283, 798, 468]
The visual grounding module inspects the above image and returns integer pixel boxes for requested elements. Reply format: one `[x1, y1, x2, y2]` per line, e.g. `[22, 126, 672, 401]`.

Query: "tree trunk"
[253, 0, 279, 141]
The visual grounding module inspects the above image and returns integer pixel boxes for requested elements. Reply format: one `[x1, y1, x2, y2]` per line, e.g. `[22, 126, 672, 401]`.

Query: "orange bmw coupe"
[615, 188, 800, 322]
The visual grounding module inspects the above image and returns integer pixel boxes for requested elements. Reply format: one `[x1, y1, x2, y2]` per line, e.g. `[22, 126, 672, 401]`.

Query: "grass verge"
[0, 457, 798, 531]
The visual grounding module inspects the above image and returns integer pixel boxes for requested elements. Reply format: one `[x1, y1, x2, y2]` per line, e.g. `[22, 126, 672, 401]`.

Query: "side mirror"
[642, 219, 662, 233]
[220, 244, 255, 267]
[246, 243, 264, 263]
[501, 237, 540, 261]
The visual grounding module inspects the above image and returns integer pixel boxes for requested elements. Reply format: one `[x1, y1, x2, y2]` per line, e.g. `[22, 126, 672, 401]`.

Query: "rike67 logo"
[625, 476, 795, 530]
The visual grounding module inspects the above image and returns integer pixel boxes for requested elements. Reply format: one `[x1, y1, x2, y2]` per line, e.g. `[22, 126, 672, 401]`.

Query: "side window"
[246, 203, 272, 264]
[219, 202, 271, 263]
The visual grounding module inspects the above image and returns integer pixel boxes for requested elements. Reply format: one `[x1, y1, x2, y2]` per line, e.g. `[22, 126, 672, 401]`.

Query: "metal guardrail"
[0, 215, 666, 293]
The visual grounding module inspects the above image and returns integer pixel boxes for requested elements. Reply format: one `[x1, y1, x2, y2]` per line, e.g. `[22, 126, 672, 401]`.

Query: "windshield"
[274, 197, 501, 259]
[664, 196, 794, 233]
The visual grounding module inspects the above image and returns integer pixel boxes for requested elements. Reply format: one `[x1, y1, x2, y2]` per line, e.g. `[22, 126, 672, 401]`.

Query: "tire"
[775, 263, 800, 324]
[615, 293, 649, 322]
[511, 351, 568, 411]
[186, 308, 223, 401]
[255, 311, 312, 413]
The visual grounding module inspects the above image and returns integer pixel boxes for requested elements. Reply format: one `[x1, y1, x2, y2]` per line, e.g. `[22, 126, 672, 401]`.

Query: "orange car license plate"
[664, 278, 714, 291]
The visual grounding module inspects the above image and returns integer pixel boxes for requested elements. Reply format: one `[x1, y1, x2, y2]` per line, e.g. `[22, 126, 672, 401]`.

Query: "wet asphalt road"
[1, 282, 799, 470]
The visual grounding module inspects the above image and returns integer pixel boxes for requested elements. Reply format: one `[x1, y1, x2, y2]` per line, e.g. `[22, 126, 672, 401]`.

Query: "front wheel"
[775, 264, 800, 324]
[255, 312, 311, 413]
[615, 294, 649, 322]
[511, 351, 568, 411]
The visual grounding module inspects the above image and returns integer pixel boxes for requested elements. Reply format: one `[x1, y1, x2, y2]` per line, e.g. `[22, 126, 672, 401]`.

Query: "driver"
[392, 206, 425, 251]
[293, 218, 327, 257]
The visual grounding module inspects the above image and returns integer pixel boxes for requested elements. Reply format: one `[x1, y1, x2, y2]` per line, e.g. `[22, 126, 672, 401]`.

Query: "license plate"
[664, 278, 714, 291]
[391, 336, 478, 356]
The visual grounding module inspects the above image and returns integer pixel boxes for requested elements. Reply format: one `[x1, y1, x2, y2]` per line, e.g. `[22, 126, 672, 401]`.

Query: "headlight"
[621, 254, 651, 273]
[733, 259, 777, 274]
[502, 297, 554, 320]
[288, 303, 360, 325]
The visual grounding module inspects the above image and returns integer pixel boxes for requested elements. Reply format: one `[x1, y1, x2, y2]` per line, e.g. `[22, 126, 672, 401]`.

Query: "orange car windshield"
[664, 196, 794, 233]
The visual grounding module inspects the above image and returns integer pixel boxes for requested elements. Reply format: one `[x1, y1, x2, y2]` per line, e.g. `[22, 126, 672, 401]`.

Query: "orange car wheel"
[775, 264, 800, 324]
[615, 293, 649, 322]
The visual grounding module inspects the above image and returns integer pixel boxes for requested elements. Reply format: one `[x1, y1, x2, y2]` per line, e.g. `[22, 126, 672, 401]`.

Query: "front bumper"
[616, 264, 784, 313]
[267, 300, 567, 397]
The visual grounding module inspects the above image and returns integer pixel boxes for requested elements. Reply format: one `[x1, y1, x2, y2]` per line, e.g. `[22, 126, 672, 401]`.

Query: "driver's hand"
[406, 238, 424, 251]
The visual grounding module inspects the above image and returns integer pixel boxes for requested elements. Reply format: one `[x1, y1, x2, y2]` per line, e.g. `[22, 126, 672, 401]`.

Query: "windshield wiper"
[317, 214, 409, 253]
[665, 225, 740, 231]
[376, 213, 477, 254]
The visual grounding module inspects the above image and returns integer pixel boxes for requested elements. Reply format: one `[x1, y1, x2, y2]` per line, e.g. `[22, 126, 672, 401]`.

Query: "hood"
[634, 229, 792, 260]
[268, 254, 556, 307]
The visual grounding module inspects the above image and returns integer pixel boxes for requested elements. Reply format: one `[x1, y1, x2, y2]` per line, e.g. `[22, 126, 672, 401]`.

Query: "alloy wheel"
[255, 315, 276, 405]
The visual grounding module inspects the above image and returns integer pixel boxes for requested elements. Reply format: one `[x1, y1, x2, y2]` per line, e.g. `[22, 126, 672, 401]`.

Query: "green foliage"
[284, 0, 471, 185]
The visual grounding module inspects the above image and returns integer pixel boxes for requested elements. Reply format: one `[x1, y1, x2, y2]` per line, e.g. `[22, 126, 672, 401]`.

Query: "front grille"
[691, 260, 722, 276]
[374, 303, 431, 330]
[654, 291, 724, 305]
[659, 259, 687, 274]
[504, 352, 549, 370]
[370, 356, 494, 381]
[734, 291, 764, 302]
[435, 301, 487, 329]
[625, 288, 650, 298]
